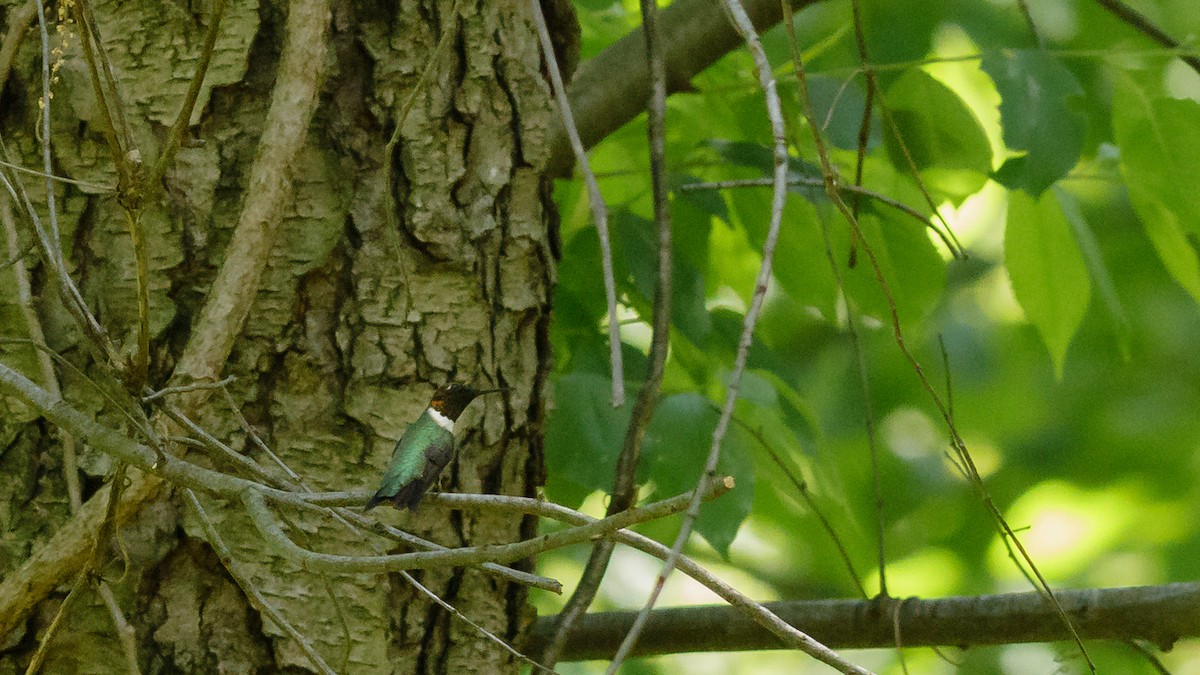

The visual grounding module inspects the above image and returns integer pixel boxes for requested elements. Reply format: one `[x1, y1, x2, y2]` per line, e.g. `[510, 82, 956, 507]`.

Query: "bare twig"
[141, 376, 237, 402]
[23, 570, 88, 675]
[0, 158, 114, 191]
[678, 176, 937, 236]
[475, 494, 873, 673]
[846, 0, 875, 266]
[147, 0, 228, 187]
[733, 419, 867, 599]
[607, 0, 816, 669]
[27, 0, 119, 367]
[2, 195, 82, 508]
[401, 569, 559, 674]
[541, 0, 673, 664]
[778, 0, 889, 597]
[1015, 0, 1044, 48]
[96, 583, 141, 675]
[184, 490, 336, 675]
[531, 0, 624, 407]
[1094, 0, 1200, 75]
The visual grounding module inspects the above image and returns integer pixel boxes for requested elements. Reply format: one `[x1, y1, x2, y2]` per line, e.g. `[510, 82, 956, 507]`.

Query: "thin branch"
[526, 583, 1200, 660]
[27, 0, 119, 366]
[678, 177, 937, 236]
[873, 99, 964, 258]
[75, 0, 136, 157]
[147, 0, 228, 187]
[96, 583, 141, 675]
[541, 0, 673, 664]
[778, 0, 889, 597]
[207, 388, 563, 592]
[184, 490, 336, 675]
[23, 570, 88, 675]
[1015, 0, 1044, 48]
[846, 0, 875, 266]
[141, 376, 237, 402]
[0, 158, 114, 191]
[1094, 0, 1200, 75]
[452, 493, 873, 673]
[0, 160, 111, 362]
[401, 569, 560, 674]
[2, 195, 82, 509]
[67, 0, 132, 192]
[733, 419, 867, 599]
[163, 412, 561, 592]
[531, 0, 624, 407]
[608, 0, 830, 669]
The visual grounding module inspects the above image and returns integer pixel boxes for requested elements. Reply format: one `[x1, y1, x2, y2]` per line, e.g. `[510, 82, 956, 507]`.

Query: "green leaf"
[883, 70, 992, 201]
[611, 210, 712, 344]
[1054, 186, 1131, 358]
[860, 0, 945, 67]
[800, 75, 878, 151]
[1005, 190, 1091, 377]
[982, 50, 1085, 196]
[841, 211, 947, 325]
[543, 373, 631, 509]
[726, 187, 838, 318]
[1112, 76, 1200, 305]
[641, 393, 754, 558]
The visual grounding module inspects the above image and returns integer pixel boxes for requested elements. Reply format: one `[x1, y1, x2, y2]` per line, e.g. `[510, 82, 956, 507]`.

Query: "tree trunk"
[0, 0, 558, 671]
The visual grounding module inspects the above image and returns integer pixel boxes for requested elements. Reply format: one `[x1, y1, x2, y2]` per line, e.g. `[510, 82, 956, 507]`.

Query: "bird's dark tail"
[364, 491, 386, 511]
[363, 483, 424, 511]
[390, 481, 425, 510]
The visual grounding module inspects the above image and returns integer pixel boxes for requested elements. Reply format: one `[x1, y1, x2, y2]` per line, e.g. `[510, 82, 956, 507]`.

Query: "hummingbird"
[365, 382, 506, 511]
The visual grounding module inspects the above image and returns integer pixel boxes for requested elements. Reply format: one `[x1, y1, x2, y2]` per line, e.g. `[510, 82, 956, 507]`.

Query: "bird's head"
[430, 382, 506, 420]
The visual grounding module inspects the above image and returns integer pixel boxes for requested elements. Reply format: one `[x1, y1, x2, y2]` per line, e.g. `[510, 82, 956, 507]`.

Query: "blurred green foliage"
[538, 0, 1200, 672]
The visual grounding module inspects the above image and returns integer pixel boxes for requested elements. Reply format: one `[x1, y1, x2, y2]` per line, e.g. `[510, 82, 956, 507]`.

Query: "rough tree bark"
[0, 0, 560, 671]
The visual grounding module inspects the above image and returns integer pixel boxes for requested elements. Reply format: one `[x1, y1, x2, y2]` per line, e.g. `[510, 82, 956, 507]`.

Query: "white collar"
[428, 406, 454, 432]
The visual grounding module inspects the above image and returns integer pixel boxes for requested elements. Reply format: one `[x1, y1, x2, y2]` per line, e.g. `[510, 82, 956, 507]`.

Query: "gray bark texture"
[0, 0, 559, 671]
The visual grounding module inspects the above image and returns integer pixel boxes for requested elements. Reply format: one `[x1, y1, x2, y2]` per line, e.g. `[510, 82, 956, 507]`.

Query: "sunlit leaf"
[883, 69, 992, 201]
[1112, 75, 1200, 306]
[841, 211, 947, 324]
[983, 50, 1085, 196]
[1005, 190, 1091, 377]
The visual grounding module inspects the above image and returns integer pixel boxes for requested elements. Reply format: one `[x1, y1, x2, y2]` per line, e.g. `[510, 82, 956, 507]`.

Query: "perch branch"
[1094, 0, 1200, 75]
[243, 480, 731, 574]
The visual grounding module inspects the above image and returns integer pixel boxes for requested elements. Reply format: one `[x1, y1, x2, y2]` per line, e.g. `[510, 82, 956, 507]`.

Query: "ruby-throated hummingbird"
[365, 383, 505, 511]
